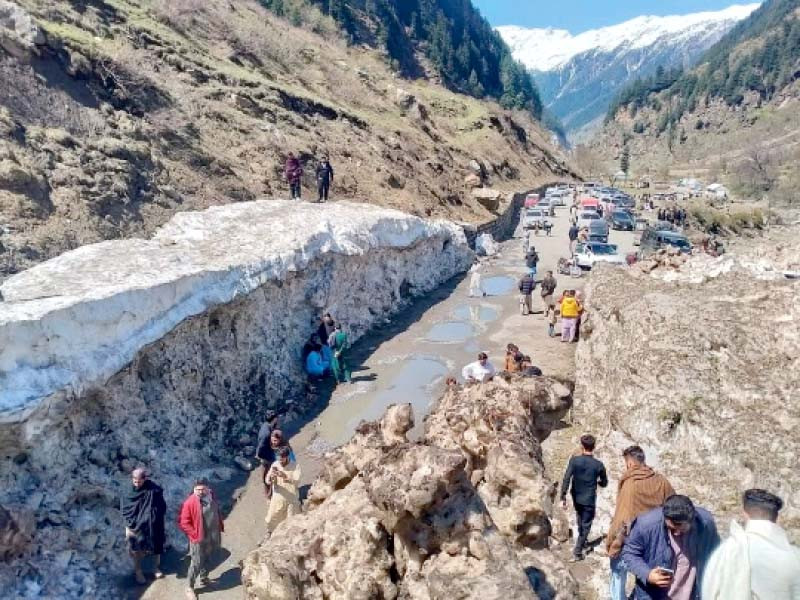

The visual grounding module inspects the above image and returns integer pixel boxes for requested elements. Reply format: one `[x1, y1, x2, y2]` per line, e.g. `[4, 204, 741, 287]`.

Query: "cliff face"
[574, 241, 800, 548]
[0, 200, 472, 598]
[0, 0, 575, 278]
[243, 376, 578, 600]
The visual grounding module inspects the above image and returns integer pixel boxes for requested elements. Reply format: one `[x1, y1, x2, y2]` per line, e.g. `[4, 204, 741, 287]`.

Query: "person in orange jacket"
[178, 478, 224, 599]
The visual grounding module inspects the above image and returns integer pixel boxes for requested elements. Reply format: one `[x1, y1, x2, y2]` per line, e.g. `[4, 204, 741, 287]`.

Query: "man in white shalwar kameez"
[702, 488, 800, 600]
[469, 264, 485, 297]
[264, 448, 302, 535]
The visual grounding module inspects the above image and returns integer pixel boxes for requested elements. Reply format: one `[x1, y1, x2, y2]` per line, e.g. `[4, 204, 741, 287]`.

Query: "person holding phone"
[621, 494, 720, 599]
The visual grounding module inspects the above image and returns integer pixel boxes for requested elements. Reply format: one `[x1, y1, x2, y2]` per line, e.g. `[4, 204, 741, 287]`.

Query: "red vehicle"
[580, 196, 600, 212]
[524, 193, 540, 208]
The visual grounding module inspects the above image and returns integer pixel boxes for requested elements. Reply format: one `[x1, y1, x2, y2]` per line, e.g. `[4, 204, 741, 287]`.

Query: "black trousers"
[573, 502, 596, 557]
[318, 181, 330, 202]
[290, 181, 301, 199]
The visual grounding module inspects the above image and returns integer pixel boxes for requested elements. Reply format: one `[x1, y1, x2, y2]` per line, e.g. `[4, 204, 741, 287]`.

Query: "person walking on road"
[621, 494, 720, 600]
[560, 290, 582, 343]
[264, 447, 302, 536]
[284, 152, 303, 200]
[469, 264, 485, 297]
[525, 246, 539, 277]
[315, 155, 334, 203]
[702, 489, 800, 600]
[329, 323, 351, 384]
[540, 270, 557, 317]
[568, 224, 579, 255]
[606, 446, 675, 600]
[179, 478, 224, 600]
[121, 467, 167, 584]
[560, 434, 608, 561]
[518, 272, 536, 315]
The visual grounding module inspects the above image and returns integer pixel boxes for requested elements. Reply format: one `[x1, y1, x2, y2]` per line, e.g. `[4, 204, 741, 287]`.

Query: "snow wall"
[0, 199, 473, 598]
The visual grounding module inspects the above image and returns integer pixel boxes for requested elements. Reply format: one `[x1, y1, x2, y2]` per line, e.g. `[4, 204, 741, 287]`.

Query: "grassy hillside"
[595, 0, 800, 202]
[0, 0, 573, 278]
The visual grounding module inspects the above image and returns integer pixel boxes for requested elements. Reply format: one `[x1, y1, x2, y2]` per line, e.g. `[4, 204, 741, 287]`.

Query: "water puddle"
[426, 321, 474, 343]
[316, 356, 448, 446]
[482, 276, 516, 296]
[452, 304, 499, 323]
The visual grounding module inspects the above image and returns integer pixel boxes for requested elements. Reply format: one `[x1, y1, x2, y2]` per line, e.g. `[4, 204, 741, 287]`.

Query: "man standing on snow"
[284, 152, 303, 200]
[315, 155, 334, 203]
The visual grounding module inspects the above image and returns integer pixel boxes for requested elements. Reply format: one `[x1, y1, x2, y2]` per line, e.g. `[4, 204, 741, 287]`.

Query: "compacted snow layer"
[0, 200, 471, 420]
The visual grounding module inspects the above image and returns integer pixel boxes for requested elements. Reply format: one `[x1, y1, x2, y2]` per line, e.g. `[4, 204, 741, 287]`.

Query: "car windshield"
[527, 210, 543, 217]
[587, 244, 617, 255]
[613, 211, 631, 220]
[580, 212, 599, 219]
[661, 234, 691, 249]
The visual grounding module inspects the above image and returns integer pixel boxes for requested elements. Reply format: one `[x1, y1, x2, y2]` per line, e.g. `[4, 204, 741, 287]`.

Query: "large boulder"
[471, 188, 503, 212]
[0, 1, 46, 60]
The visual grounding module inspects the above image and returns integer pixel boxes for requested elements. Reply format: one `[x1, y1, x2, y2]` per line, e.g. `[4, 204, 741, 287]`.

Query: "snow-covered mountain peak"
[498, 3, 760, 72]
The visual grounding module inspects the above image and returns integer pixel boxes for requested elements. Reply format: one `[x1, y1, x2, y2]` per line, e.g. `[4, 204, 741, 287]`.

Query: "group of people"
[560, 435, 800, 599]
[284, 152, 335, 203]
[301, 312, 351, 384]
[120, 409, 304, 599]
[657, 206, 687, 227]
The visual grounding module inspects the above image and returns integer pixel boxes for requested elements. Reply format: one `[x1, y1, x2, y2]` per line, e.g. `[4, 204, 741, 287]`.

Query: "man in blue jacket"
[621, 494, 720, 600]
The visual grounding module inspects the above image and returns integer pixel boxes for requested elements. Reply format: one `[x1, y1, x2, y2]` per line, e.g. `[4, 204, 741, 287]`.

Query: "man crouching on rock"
[121, 467, 166, 584]
[179, 478, 224, 600]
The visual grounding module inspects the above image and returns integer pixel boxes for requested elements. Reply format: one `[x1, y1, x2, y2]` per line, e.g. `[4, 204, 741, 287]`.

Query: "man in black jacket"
[560, 434, 608, 561]
[121, 468, 167, 584]
[316, 156, 334, 203]
[518, 272, 536, 315]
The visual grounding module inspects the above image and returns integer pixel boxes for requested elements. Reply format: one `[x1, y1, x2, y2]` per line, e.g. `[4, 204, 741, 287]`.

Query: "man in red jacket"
[178, 478, 224, 600]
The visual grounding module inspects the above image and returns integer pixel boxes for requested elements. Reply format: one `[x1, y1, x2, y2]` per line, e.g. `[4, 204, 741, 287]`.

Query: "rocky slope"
[498, 4, 757, 141]
[0, 200, 471, 598]
[571, 236, 800, 596]
[0, 0, 574, 279]
[243, 375, 578, 600]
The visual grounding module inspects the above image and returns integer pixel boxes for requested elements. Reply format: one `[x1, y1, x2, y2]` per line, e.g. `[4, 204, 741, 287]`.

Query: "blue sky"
[473, 1, 755, 33]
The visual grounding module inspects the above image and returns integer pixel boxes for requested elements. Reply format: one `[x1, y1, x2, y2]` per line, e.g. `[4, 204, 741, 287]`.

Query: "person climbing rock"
[606, 446, 675, 600]
[622, 494, 720, 600]
[315, 155, 334, 203]
[518, 272, 536, 315]
[284, 152, 303, 200]
[329, 323, 351, 384]
[120, 467, 167, 585]
[703, 489, 800, 600]
[178, 478, 224, 600]
[461, 352, 496, 383]
[264, 447, 302, 536]
[560, 434, 608, 562]
[305, 343, 330, 380]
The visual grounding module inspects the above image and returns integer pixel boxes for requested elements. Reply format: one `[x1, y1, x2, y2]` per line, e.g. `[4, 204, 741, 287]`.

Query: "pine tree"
[620, 146, 630, 175]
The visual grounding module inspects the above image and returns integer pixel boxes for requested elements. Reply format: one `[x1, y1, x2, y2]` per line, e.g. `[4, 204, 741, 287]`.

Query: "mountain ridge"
[498, 3, 759, 140]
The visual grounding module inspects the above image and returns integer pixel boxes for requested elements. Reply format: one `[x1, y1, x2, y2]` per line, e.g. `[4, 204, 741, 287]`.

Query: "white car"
[573, 242, 627, 269]
[577, 210, 603, 229]
[523, 208, 547, 229]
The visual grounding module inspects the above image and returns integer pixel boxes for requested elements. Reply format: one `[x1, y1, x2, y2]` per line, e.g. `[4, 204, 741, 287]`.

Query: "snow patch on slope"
[0, 200, 470, 420]
[498, 4, 759, 72]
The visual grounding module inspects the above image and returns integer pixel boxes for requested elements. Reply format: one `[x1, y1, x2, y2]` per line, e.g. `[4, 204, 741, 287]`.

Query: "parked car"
[523, 208, 549, 230]
[588, 219, 610, 242]
[609, 210, 635, 231]
[639, 227, 692, 255]
[540, 197, 557, 216]
[574, 242, 627, 269]
[577, 210, 603, 230]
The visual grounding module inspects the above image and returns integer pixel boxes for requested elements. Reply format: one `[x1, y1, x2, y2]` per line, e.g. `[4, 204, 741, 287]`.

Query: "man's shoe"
[568, 554, 584, 563]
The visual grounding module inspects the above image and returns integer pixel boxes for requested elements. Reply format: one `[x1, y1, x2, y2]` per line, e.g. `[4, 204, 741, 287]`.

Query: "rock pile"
[243, 375, 578, 600]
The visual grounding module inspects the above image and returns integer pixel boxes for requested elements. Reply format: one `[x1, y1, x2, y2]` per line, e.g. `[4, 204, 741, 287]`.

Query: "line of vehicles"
[524, 183, 695, 272]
